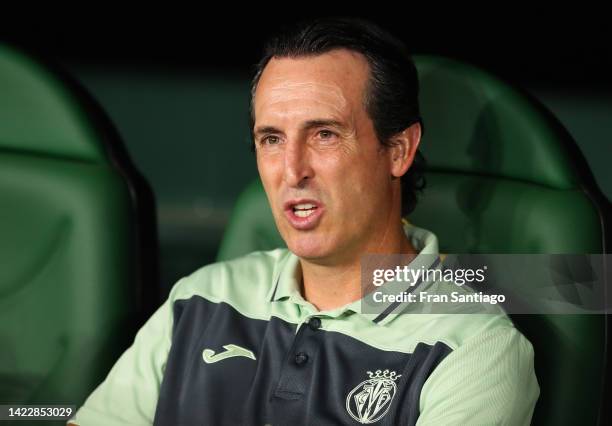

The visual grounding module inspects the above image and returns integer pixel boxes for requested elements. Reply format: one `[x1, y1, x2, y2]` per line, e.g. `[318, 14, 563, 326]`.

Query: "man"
[69, 17, 539, 425]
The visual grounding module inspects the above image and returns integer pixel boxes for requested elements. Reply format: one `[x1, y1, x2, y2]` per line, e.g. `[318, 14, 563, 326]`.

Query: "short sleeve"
[416, 326, 540, 425]
[67, 288, 176, 426]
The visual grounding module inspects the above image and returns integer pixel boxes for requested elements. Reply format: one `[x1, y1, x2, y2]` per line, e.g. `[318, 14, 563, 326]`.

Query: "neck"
[299, 222, 417, 311]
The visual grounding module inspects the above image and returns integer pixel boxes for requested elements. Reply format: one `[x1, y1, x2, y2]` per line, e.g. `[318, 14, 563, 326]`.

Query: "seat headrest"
[0, 44, 107, 162]
[417, 55, 580, 189]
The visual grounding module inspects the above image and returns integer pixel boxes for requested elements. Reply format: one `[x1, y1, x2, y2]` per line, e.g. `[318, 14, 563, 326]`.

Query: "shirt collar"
[269, 221, 442, 325]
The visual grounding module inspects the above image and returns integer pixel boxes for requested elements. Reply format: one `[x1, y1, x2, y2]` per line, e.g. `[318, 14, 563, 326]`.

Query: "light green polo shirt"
[70, 223, 539, 425]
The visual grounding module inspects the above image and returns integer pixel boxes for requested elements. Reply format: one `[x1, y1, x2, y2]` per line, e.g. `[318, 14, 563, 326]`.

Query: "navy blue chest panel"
[153, 296, 451, 426]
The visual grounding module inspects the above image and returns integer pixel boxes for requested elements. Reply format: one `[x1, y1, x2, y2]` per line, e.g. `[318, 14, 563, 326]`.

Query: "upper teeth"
[294, 203, 316, 210]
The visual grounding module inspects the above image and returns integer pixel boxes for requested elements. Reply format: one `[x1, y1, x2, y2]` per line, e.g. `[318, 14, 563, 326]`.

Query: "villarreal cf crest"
[345, 369, 401, 424]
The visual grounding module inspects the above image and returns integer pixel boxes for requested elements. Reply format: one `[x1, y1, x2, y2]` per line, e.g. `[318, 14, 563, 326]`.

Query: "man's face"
[253, 49, 398, 265]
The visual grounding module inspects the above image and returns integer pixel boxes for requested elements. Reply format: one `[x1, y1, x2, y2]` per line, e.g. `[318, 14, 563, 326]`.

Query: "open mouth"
[283, 199, 324, 230]
[292, 203, 318, 218]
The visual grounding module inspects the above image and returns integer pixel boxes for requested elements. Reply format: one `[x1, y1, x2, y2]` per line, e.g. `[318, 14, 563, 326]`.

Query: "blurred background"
[3, 11, 611, 303]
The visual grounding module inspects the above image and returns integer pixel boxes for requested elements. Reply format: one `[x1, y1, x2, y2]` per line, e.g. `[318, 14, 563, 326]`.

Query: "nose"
[283, 139, 314, 188]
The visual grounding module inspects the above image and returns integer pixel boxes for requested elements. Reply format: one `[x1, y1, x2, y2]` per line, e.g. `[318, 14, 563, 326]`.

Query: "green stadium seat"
[0, 43, 159, 420]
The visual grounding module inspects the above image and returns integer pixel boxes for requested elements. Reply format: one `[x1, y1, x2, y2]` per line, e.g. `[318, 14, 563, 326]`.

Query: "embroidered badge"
[345, 369, 401, 424]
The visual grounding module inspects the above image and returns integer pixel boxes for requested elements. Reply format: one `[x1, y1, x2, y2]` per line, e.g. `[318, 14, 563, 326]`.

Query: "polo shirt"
[69, 223, 539, 425]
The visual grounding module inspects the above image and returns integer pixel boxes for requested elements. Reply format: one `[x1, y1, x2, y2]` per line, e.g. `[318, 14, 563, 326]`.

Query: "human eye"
[259, 135, 282, 146]
[315, 129, 338, 142]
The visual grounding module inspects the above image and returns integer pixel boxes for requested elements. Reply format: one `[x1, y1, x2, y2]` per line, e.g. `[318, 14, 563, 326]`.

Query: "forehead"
[254, 49, 370, 121]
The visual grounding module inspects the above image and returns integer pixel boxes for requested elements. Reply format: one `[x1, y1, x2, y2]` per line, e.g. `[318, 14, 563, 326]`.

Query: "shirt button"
[294, 352, 309, 365]
[308, 317, 322, 330]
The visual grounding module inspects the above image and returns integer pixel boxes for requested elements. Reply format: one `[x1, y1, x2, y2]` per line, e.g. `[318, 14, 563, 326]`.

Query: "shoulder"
[388, 310, 517, 356]
[407, 281, 539, 423]
[167, 248, 291, 317]
[388, 275, 517, 352]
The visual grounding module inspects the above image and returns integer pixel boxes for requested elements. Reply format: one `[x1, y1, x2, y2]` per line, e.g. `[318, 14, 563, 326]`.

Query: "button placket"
[274, 318, 323, 399]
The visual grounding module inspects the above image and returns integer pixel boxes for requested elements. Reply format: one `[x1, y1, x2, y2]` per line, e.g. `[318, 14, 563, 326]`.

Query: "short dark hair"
[250, 17, 426, 216]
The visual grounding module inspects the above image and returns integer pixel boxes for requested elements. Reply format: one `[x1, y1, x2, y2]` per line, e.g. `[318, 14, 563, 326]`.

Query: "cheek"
[256, 155, 284, 214]
[257, 154, 282, 186]
[321, 152, 390, 210]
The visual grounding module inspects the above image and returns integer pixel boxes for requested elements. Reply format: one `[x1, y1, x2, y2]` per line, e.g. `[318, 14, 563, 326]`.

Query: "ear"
[389, 122, 422, 178]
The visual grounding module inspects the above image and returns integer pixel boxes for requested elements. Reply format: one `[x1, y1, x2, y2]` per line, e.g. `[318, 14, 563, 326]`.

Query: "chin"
[286, 236, 331, 260]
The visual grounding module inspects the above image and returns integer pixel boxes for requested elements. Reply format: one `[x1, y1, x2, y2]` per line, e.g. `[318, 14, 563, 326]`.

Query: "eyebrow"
[253, 119, 347, 138]
[253, 126, 281, 138]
